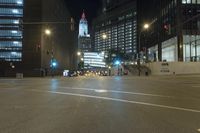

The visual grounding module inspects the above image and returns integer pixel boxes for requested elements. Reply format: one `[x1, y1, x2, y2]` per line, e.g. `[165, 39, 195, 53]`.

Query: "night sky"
[65, 0, 101, 26]
[65, 0, 157, 26]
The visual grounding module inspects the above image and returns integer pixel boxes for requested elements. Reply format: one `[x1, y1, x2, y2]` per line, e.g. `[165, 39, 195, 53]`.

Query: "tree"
[105, 49, 132, 66]
[78, 61, 84, 70]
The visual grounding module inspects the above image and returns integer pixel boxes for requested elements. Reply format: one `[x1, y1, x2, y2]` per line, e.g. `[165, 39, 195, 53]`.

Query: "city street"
[0, 75, 200, 133]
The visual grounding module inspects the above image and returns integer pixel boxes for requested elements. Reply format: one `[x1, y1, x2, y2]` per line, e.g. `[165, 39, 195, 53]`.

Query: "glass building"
[147, 0, 200, 62]
[0, 0, 23, 62]
[92, 0, 137, 55]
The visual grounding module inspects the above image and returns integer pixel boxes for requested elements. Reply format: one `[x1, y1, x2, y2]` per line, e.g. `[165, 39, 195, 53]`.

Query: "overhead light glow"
[45, 29, 51, 35]
[102, 34, 107, 39]
[13, 41, 19, 44]
[143, 23, 149, 29]
[77, 52, 81, 56]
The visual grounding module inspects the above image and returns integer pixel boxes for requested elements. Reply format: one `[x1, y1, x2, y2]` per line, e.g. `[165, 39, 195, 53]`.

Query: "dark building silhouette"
[0, 0, 76, 77]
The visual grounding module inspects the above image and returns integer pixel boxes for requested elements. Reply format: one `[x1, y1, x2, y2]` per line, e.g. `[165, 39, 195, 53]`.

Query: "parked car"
[68, 71, 78, 77]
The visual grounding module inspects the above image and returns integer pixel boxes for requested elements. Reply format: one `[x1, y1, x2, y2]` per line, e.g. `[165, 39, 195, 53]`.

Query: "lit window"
[192, 0, 196, 3]
[11, 30, 18, 33]
[17, 1, 23, 4]
[182, 0, 191, 3]
[13, 20, 19, 24]
[12, 9, 19, 13]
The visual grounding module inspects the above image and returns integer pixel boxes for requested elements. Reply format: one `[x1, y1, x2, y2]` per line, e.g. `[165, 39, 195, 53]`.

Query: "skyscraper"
[78, 11, 92, 52]
[79, 11, 88, 37]
[0, 0, 76, 77]
[0, 0, 23, 62]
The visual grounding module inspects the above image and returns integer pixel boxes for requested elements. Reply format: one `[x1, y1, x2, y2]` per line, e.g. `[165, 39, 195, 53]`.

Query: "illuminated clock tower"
[79, 11, 88, 37]
[78, 11, 91, 52]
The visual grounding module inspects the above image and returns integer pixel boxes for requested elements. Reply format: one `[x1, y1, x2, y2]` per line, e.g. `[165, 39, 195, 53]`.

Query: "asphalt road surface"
[0, 75, 200, 133]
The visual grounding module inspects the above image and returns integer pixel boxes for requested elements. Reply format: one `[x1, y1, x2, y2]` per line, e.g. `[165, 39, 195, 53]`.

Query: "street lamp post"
[77, 51, 84, 70]
[45, 29, 51, 36]
[77, 51, 81, 56]
[102, 34, 107, 40]
[44, 28, 56, 77]
[138, 23, 149, 76]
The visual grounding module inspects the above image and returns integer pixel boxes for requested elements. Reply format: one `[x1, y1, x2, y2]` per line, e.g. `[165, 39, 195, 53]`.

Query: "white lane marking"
[198, 129, 200, 132]
[59, 87, 173, 98]
[33, 90, 200, 113]
[94, 89, 108, 93]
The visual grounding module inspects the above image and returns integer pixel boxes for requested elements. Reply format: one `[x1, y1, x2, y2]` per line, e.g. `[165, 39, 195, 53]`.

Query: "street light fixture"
[138, 23, 150, 76]
[144, 24, 150, 29]
[45, 29, 51, 35]
[139, 23, 150, 51]
[102, 34, 107, 40]
[77, 51, 81, 56]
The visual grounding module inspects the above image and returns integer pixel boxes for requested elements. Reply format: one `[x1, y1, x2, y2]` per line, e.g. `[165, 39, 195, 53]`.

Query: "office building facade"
[147, 0, 200, 62]
[0, 0, 76, 77]
[92, 0, 137, 55]
[0, 0, 23, 62]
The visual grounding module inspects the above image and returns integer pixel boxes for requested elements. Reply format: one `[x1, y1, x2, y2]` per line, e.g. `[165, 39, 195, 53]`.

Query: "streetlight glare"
[45, 29, 51, 35]
[102, 34, 107, 39]
[143, 24, 149, 29]
[77, 52, 81, 56]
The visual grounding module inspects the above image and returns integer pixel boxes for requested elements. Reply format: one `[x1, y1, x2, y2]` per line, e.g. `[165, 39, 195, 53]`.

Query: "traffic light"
[114, 60, 121, 65]
[50, 58, 57, 68]
[163, 24, 171, 35]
